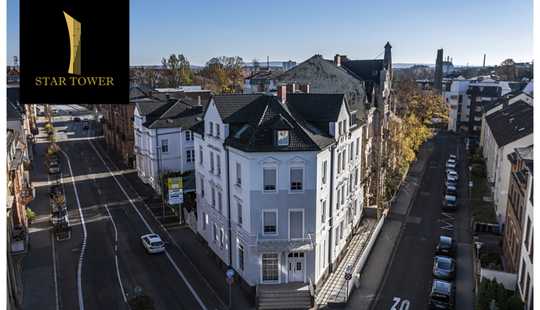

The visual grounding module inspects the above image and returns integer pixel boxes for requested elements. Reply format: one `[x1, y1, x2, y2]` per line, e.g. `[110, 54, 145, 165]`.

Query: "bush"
[26, 208, 37, 223]
[476, 278, 524, 310]
[128, 295, 154, 310]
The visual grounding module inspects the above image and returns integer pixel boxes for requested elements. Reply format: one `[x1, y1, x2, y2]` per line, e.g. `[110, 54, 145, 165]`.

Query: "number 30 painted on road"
[391, 297, 410, 310]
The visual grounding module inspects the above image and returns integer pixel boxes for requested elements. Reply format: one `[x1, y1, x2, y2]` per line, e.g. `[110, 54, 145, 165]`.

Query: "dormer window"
[277, 130, 289, 146]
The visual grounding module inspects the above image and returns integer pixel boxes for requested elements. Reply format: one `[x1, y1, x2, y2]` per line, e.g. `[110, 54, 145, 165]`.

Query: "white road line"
[59, 149, 87, 310]
[51, 233, 60, 310]
[89, 140, 226, 309]
[87, 140, 208, 310]
[103, 204, 128, 303]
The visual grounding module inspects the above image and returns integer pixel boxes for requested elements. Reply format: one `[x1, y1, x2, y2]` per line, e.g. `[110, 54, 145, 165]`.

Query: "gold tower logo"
[63, 11, 81, 75]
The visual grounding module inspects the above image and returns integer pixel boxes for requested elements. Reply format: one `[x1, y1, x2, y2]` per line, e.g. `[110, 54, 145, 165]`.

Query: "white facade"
[133, 108, 196, 193]
[195, 98, 364, 287]
[481, 126, 532, 224]
[443, 79, 471, 132]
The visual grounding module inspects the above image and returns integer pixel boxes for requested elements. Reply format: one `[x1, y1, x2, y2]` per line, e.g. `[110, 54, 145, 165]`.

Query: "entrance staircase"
[257, 283, 312, 309]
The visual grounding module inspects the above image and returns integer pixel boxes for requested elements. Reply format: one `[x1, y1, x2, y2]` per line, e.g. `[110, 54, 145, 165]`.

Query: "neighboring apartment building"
[243, 70, 281, 94]
[502, 145, 533, 273]
[515, 148, 533, 309]
[192, 91, 364, 294]
[277, 42, 394, 206]
[133, 92, 209, 193]
[480, 101, 533, 225]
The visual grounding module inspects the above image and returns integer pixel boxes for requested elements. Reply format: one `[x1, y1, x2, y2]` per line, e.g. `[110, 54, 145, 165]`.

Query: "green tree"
[201, 56, 244, 93]
[496, 58, 517, 81]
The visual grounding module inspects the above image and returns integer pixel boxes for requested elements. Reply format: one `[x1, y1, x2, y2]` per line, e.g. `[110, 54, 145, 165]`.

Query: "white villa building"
[191, 89, 365, 306]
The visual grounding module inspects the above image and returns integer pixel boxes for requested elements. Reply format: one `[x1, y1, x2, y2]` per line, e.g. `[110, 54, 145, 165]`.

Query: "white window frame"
[216, 155, 221, 176]
[238, 242, 245, 271]
[185, 130, 192, 141]
[200, 176, 205, 197]
[263, 167, 278, 193]
[261, 253, 280, 284]
[237, 202, 243, 226]
[213, 223, 218, 242]
[277, 130, 289, 146]
[186, 150, 193, 162]
[210, 152, 215, 173]
[288, 209, 305, 240]
[161, 139, 169, 153]
[211, 187, 216, 208]
[289, 167, 304, 193]
[262, 209, 278, 235]
[215, 123, 221, 138]
[202, 212, 207, 230]
[236, 162, 242, 187]
[322, 160, 327, 185]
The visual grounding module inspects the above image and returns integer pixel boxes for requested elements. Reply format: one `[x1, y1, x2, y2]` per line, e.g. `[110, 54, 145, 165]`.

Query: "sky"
[7, 0, 533, 67]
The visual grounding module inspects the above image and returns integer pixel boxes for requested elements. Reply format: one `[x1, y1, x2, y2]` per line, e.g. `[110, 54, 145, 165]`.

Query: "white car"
[141, 234, 165, 254]
[446, 160, 456, 169]
[449, 154, 457, 160]
[447, 174, 458, 183]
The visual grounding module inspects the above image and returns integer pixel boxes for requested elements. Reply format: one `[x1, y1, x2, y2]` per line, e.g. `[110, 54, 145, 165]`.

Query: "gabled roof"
[342, 60, 384, 83]
[286, 93, 345, 122]
[486, 101, 533, 147]
[205, 94, 336, 152]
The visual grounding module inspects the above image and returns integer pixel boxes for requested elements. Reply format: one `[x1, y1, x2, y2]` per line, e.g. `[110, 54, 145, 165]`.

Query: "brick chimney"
[334, 54, 341, 67]
[277, 85, 287, 103]
[298, 84, 310, 93]
[286, 83, 297, 94]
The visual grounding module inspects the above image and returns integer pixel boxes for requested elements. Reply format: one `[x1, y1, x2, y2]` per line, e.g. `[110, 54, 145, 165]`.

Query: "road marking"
[87, 140, 208, 310]
[103, 204, 128, 303]
[51, 234, 60, 310]
[391, 297, 410, 310]
[88, 140, 227, 309]
[59, 149, 87, 310]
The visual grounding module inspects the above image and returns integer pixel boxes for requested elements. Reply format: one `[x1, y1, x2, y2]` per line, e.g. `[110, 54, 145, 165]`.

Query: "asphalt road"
[30, 105, 222, 310]
[373, 132, 474, 310]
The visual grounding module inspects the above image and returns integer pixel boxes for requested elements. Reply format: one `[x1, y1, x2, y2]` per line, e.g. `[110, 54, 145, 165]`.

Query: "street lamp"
[226, 268, 235, 309]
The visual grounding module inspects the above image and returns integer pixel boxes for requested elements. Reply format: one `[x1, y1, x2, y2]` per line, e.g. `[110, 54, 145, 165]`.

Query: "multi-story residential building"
[515, 147, 533, 309]
[192, 90, 364, 297]
[276, 42, 394, 207]
[502, 145, 533, 273]
[7, 125, 34, 310]
[480, 101, 533, 225]
[243, 70, 281, 94]
[133, 92, 209, 193]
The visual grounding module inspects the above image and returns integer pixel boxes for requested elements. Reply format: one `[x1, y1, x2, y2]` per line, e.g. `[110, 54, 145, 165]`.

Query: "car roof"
[445, 195, 457, 201]
[432, 279, 452, 295]
[440, 236, 453, 244]
[435, 255, 453, 263]
[143, 233, 161, 241]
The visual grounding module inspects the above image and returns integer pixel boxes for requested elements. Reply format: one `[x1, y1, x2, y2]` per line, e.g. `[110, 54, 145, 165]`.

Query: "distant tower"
[384, 41, 392, 79]
[434, 49, 443, 93]
[483, 54, 486, 68]
[13, 56, 18, 67]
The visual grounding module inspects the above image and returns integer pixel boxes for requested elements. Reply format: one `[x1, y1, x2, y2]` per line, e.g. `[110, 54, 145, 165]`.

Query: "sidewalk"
[345, 139, 435, 310]
[96, 140, 255, 310]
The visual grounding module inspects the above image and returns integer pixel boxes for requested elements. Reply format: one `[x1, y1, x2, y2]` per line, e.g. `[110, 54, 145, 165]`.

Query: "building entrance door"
[287, 252, 304, 282]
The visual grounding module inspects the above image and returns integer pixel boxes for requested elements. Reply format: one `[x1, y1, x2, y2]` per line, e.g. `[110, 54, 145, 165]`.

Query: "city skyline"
[7, 0, 533, 67]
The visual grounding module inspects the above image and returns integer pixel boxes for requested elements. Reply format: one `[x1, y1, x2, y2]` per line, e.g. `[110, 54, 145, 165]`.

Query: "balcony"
[256, 233, 314, 253]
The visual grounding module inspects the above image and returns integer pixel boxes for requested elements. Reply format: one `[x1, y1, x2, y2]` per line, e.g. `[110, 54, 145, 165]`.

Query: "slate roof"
[203, 94, 336, 152]
[286, 94, 345, 123]
[486, 101, 533, 147]
[342, 60, 384, 83]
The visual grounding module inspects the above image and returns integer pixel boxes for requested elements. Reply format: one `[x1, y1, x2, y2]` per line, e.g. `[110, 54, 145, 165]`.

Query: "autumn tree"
[201, 56, 244, 93]
[384, 77, 448, 199]
[161, 54, 193, 87]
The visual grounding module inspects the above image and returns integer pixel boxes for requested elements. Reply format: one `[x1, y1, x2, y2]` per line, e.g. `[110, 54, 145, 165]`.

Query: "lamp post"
[226, 268, 235, 309]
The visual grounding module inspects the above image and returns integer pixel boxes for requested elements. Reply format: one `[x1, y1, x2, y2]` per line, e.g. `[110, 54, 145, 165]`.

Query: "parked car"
[446, 174, 458, 184]
[83, 122, 89, 130]
[448, 154, 457, 160]
[429, 279, 455, 309]
[445, 185, 457, 197]
[48, 162, 60, 174]
[73, 117, 81, 122]
[446, 170, 458, 181]
[446, 159, 456, 169]
[442, 195, 457, 211]
[51, 213, 69, 226]
[433, 256, 456, 280]
[445, 179, 457, 189]
[436, 236, 456, 257]
[141, 234, 165, 254]
[37, 110, 45, 116]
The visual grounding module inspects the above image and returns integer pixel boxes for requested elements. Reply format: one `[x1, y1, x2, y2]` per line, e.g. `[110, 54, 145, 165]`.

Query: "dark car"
[445, 185, 457, 197]
[83, 123, 89, 130]
[73, 117, 81, 122]
[436, 236, 455, 257]
[442, 195, 457, 211]
[445, 179, 457, 189]
[433, 256, 456, 280]
[429, 279, 455, 309]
